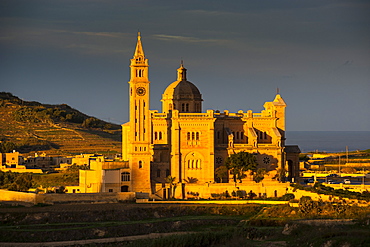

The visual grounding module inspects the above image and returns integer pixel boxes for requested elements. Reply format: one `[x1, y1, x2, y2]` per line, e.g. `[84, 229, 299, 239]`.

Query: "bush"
[281, 193, 295, 201]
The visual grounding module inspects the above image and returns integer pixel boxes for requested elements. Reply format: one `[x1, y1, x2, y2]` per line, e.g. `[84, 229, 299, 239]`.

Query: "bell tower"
[128, 32, 152, 194]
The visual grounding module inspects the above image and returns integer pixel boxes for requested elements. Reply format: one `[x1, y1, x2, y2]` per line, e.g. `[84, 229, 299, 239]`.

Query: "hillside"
[0, 92, 122, 156]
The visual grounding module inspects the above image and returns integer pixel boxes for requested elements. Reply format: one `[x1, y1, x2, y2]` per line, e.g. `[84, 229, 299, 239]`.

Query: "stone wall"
[0, 190, 138, 205]
[156, 181, 291, 199]
[0, 189, 37, 204]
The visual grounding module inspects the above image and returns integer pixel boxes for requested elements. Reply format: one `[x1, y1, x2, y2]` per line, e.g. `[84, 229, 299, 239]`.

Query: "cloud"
[343, 60, 353, 66]
[153, 34, 229, 45]
[0, 26, 133, 55]
[51, 30, 125, 39]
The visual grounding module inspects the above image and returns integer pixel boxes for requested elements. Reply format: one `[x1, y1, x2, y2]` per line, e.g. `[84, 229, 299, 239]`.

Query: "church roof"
[273, 94, 287, 106]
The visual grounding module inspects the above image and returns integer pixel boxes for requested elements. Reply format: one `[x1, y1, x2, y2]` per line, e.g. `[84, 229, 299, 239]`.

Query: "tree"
[274, 167, 287, 182]
[184, 177, 198, 183]
[2, 172, 33, 192]
[253, 168, 268, 183]
[165, 175, 177, 199]
[215, 165, 229, 183]
[225, 151, 257, 183]
[0, 141, 17, 153]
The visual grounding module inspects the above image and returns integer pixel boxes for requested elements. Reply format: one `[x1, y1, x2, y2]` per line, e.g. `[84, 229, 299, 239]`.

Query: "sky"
[1, 0, 369, 131]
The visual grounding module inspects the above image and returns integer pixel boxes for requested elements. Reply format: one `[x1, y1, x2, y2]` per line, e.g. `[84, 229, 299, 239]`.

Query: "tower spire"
[133, 32, 144, 58]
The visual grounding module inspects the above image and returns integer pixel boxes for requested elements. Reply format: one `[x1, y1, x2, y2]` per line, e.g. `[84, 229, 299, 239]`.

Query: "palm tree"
[165, 175, 177, 199]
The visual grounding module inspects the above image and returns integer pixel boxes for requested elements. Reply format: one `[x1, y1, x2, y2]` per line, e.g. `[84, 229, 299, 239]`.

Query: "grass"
[1, 204, 370, 245]
[0, 215, 244, 232]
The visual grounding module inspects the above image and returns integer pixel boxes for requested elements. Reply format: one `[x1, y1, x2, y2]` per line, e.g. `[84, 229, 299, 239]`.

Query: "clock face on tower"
[136, 87, 146, 96]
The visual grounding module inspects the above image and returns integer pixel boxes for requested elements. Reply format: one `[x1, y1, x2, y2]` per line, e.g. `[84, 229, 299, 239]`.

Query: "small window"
[121, 172, 130, 181]
[139, 161, 143, 169]
[196, 132, 199, 141]
[187, 132, 191, 140]
[109, 189, 113, 192]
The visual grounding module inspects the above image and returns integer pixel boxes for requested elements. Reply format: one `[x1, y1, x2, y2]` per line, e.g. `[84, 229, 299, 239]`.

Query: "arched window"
[196, 132, 199, 140]
[121, 172, 130, 181]
[137, 69, 143, 77]
[186, 103, 189, 112]
[154, 132, 158, 140]
[187, 132, 191, 140]
[139, 161, 143, 169]
[192, 132, 195, 140]
[181, 103, 185, 112]
[159, 132, 162, 140]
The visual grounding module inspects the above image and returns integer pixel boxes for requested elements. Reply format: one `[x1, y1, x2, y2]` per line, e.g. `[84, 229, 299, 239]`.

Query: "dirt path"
[1, 231, 195, 247]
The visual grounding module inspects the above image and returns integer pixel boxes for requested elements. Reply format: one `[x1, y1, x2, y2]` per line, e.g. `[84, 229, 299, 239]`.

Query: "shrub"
[281, 193, 295, 201]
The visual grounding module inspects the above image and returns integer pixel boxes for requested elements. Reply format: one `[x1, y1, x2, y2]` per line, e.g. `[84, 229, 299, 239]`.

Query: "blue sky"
[1, 0, 369, 131]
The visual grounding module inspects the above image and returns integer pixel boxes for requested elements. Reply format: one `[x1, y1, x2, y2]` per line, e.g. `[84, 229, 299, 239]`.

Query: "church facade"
[122, 33, 300, 198]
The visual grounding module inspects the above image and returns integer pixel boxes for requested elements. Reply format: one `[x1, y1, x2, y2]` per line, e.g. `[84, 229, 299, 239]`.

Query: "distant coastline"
[286, 131, 370, 153]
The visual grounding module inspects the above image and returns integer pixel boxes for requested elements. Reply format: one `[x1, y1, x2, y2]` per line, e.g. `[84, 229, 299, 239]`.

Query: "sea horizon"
[285, 131, 370, 153]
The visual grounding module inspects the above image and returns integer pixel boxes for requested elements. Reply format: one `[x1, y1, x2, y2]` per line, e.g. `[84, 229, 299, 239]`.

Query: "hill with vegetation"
[0, 92, 122, 156]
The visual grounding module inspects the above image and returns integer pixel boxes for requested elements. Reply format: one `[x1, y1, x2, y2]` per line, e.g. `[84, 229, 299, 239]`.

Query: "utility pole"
[338, 154, 341, 176]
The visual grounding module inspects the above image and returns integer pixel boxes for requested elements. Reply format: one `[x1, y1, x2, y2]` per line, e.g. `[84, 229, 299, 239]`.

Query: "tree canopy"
[225, 151, 257, 183]
[0, 171, 33, 192]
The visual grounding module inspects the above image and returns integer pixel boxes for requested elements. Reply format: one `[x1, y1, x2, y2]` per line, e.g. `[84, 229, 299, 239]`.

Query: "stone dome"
[161, 64, 203, 113]
[163, 80, 202, 100]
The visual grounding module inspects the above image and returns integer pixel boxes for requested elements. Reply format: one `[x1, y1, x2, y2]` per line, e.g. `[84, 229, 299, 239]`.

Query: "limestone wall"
[0, 189, 37, 203]
[159, 181, 291, 199]
[0, 190, 137, 204]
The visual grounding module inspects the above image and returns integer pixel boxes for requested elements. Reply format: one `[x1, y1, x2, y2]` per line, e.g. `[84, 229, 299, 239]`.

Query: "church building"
[122, 33, 300, 198]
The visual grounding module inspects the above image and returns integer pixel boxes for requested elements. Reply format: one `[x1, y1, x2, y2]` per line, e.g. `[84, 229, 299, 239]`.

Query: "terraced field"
[0, 93, 121, 156]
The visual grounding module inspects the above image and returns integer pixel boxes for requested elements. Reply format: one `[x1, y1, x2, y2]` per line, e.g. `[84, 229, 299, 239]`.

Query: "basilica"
[122, 33, 300, 198]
